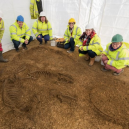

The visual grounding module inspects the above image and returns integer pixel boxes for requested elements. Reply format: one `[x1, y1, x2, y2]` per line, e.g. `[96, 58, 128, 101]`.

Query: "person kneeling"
[64, 18, 82, 53]
[10, 15, 33, 52]
[101, 34, 129, 76]
[79, 23, 103, 66]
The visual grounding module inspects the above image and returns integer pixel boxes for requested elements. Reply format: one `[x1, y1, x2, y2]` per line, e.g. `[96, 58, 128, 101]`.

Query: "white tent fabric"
[0, 0, 129, 52]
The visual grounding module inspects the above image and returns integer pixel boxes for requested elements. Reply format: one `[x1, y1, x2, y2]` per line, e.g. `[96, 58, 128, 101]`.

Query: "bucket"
[50, 40, 57, 46]
[95, 56, 101, 62]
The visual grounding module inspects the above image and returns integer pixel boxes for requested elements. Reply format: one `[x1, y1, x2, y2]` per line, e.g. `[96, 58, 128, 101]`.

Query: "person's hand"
[79, 46, 83, 51]
[101, 54, 105, 57]
[104, 60, 108, 64]
[25, 39, 28, 44]
[38, 35, 40, 38]
[81, 47, 83, 51]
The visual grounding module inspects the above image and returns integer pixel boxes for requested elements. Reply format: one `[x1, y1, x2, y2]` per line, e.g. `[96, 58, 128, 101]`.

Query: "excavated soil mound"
[0, 40, 129, 129]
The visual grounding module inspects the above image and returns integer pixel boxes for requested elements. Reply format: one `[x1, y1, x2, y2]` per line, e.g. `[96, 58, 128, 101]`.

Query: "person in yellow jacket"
[101, 34, 129, 75]
[10, 15, 33, 52]
[32, 11, 53, 44]
[30, 0, 43, 19]
[64, 18, 82, 53]
[0, 10, 8, 62]
[79, 23, 103, 66]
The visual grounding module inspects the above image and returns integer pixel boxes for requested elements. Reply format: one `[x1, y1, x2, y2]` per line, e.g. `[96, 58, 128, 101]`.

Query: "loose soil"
[0, 40, 128, 129]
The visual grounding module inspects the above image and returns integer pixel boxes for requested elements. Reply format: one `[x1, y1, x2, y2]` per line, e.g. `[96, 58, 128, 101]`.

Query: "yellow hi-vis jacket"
[0, 19, 5, 43]
[103, 42, 129, 69]
[30, 0, 39, 19]
[9, 21, 31, 43]
[32, 20, 53, 40]
[64, 24, 82, 45]
[79, 34, 103, 55]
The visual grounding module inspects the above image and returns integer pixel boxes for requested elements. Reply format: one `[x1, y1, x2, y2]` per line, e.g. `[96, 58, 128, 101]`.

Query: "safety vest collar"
[67, 24, 77, 29]
[15, 21, 25, 29]
[66, 24, 78, 36]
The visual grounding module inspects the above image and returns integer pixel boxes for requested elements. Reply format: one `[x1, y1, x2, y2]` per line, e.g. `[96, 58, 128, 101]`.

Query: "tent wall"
[99, 0, 129, 48]
[0, 0, 129, 52]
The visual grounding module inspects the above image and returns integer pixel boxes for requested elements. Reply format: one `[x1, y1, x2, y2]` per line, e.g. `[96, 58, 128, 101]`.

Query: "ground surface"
[0, 40, 128, 129]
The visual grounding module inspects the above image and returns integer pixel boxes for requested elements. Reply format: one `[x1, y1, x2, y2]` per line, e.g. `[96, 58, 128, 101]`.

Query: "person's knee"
[102, 55, 108, 62]
[64, 45, 68, 49]
[70, 37, 74, 42]
[78, 49, 82, 53]
[37, 36, 41, 40]
[12, 40, 20, 47]
[64, 44, 69, 49]
[88, 50, 96, 58]
[37, 36, 42, 42]
[44, 35, 50, 42]
[102, 56, 106, 61]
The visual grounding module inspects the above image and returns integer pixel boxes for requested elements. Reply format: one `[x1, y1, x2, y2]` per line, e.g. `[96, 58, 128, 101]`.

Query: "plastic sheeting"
[0, 0, 129, 52]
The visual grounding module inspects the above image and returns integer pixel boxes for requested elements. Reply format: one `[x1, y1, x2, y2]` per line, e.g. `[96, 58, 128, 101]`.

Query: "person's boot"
[0, 51, 8, 62]
[85, 54, 90, 61]
[89, 57, 95, 66]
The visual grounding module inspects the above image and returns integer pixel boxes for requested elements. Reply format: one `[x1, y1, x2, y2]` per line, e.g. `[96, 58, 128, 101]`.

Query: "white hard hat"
[0, 10, 3, 19]
[40, 11, 46, 17]
[85, 23, 94, 30]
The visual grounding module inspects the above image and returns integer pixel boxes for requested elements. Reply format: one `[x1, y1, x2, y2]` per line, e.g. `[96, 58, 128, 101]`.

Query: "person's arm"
[10, 25, 24, 43]
[102, 43, 111, 56]
[32, 21, 39, 37]
[25, 23, 31, 40]
[64, 28, 70, 44]
[0, 20, 5, 43]
[48, 22, 53, 40]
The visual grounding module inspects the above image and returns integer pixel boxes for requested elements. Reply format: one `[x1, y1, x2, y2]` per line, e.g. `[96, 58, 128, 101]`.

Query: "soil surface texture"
[0, 40, 128, 129]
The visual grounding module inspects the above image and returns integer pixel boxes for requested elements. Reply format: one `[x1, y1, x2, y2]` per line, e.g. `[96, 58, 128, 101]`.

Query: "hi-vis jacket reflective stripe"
[9, 21, 31, 43]
[32, 20, 53, 40]
[30, 0, 39, 19]
[103, 42, 129, 69]
[64, 24, 82, 45]
[0, 20, 5, 42]
[81, 34, 103, 55]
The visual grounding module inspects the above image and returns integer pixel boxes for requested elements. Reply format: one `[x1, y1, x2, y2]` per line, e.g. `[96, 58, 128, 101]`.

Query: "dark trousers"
[79, 49, 97, 58]
[12, 36, 33, 50]
[64, 37, 75, 51]
[37, 34, 50, 44]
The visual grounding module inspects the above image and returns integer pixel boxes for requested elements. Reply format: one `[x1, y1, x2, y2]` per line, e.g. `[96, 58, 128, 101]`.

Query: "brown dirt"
[0, 40, 128, 129]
